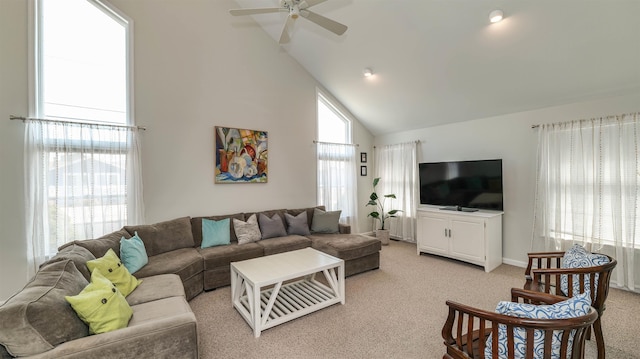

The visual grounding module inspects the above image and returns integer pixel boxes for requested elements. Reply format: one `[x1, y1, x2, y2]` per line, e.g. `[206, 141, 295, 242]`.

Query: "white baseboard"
[502, 258, 527, 268]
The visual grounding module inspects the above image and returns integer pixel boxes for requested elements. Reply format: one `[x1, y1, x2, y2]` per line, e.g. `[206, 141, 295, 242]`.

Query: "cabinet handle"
[444, 229, 447, 237]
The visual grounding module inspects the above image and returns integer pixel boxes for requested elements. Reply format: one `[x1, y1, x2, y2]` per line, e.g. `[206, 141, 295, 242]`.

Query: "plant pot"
[375, 229, 390, 246]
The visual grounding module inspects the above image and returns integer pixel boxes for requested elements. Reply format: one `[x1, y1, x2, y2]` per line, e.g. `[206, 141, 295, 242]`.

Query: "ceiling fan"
[229, 0, 348, 44]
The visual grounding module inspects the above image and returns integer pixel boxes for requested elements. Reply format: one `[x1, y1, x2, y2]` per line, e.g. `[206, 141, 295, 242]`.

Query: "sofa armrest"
[338, 224, 351, 234]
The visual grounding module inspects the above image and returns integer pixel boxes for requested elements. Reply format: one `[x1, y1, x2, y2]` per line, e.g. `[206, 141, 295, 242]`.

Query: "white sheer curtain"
[25, 119, 144, 277]
[374, 142, 418, 242]
[532, 112, 640, 292]
[316, 142, 358, 233]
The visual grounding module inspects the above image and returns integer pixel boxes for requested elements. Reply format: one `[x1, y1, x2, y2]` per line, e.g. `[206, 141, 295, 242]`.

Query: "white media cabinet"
[416, 205, 503, 272]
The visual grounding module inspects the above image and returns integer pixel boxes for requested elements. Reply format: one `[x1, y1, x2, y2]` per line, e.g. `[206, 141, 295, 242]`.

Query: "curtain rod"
[531, 111, 640, 129]
[373, 140, 420, 148]
[313, 140, 359, 147]
[9, 115, 146, 131]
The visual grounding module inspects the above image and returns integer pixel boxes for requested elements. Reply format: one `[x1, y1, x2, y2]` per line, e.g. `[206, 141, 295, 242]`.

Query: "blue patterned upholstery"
[560, 244, 609, 296]
[484, 293, 592, 359]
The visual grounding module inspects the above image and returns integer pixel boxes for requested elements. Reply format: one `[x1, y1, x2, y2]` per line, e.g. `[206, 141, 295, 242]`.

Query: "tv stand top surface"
[417, 205, 503, 218]
[440, 206, 479, 212]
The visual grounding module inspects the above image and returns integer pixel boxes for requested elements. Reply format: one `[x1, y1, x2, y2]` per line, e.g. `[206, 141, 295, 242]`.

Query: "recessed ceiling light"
[489, 9, 504, 23]
[363, 68, 373, 77]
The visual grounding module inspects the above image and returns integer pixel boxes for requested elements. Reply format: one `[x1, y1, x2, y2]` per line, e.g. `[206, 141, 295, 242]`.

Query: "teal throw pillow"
[119, 232, 148, 274]
[201, 218, 231, 248]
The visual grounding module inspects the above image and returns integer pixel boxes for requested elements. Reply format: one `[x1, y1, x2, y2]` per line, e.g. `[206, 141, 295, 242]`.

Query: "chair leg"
[593, 317, 606, 359]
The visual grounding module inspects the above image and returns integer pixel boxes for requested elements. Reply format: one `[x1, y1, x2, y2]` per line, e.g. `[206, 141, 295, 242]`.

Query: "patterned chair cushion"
[560, 244, 609, 296]
[484, 293, 592, 359]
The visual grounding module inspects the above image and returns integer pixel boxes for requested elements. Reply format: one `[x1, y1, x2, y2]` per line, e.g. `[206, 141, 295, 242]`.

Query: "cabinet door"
[449, 218, 484, 264]
[417, 214, 449, 255]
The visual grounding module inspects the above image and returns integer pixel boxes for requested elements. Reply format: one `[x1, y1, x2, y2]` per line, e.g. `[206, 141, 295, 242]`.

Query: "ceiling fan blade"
[229, 8, 284, 16]
[299, 0, 327, 10]
[300, 9, 347, 35]
[279, 16, 295, 44]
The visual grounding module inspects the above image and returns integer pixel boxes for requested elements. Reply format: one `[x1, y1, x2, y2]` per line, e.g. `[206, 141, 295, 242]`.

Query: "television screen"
[419, 159, 503, 211]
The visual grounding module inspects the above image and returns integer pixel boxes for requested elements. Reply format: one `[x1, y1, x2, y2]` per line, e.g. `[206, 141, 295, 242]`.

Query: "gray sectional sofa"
[0, 206, 381, 358]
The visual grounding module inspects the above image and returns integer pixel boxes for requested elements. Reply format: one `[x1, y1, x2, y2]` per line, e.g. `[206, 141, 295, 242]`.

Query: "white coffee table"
[230, 247, 345, 337]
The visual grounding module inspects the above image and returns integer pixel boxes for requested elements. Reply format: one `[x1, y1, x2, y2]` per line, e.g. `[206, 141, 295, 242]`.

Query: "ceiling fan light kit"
[229, 0, 348, 44]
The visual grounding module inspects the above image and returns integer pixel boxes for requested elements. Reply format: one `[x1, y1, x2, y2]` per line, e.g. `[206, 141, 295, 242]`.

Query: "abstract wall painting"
[215, 126, 268, 183]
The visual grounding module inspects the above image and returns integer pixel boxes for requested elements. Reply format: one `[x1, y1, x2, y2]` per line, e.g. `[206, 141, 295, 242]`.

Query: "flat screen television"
[419, 159, 503, 211]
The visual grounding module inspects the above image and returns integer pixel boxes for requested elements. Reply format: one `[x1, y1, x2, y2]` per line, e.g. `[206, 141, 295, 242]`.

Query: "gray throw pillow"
[234, 214, 262, 244]
[259, 213, 287, 239]
[311, 208, 342, 234]
[285, 211, 311, 236]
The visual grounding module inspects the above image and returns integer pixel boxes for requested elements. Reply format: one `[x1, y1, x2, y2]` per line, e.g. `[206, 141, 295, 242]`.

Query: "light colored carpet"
[189, 240, 640, 358]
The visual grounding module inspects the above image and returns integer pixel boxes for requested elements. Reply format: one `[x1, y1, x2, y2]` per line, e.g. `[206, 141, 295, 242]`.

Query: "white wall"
[0, 0, 373, 301]
[0, 0, 28, 302]
[375, 92, 640, 265]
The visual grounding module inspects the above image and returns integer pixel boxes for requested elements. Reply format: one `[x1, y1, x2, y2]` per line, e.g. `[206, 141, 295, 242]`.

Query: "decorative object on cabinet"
[366, 177, 401, 245]
[215, 126, 267, 183]
[416, 206, 503, 272]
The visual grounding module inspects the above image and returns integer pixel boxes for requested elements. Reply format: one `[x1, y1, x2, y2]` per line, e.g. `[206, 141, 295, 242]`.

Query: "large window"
[38, 0, 129, 124]
[26, 0, 141, 274]
[316, 89, 358, 232]
[533, 113, 640, 291]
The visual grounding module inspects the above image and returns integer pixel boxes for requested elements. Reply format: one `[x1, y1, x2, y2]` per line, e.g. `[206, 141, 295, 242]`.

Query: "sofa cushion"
[560, 244, 609, 296]
[0, 260, 89, 357]
[65, 269, 133, 335]
[86, 249, 141, 297]
[126, 274, 185, 306]
[256, 235, 311, 256]
[67, 229, 131, 259]
[285, 211, 311, 236]
[311, 208, 341, 234]
[120, 232, 149, 274]
[125, 217, 195, 257]
[134, 248, 203, 284]
[201, 218, 231, 248]
[198, 242, 263, 270]
[191, 213, 244, 246]
[41, 243, 95, 281]
[484, 292, 592, 358]
[310, 234, 382, 261]
[234, 214, 262, 244]
[258, 213, 287, 239]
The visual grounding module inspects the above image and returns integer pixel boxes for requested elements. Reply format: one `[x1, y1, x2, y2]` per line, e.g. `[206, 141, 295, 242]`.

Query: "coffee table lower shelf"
[235, 278, 341, 335]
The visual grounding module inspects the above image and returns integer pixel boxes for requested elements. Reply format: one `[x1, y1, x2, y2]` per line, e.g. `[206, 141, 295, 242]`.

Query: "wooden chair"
[524, 251, 617, 359]
[442, 288, 598, 359]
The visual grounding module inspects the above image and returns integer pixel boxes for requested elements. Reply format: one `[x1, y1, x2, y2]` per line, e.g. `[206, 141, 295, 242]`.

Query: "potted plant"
[366, 177, 401, 245]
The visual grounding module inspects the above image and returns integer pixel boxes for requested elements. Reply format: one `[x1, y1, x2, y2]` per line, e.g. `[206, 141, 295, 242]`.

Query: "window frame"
[316, 88, 352, 145]
[29, 0, 135, 126]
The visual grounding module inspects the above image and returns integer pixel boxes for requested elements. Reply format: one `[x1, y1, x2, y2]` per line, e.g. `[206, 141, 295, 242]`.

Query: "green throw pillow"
[120, 231, 148, 274]
[65, 269, 133, 334]
[201, 218, 231, 248]
[86, 248, 141, 297]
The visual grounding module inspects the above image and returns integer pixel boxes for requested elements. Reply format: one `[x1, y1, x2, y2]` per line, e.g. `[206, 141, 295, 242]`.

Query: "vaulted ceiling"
[232, 0, 640, 135]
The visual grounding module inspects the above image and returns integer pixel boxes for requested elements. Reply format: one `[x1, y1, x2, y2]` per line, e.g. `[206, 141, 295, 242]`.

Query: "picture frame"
[360, 165, 367, 176]
[215, 126, 268, 183]
[360, 152, 367, 163]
